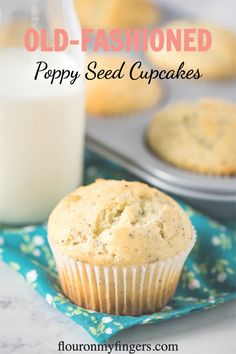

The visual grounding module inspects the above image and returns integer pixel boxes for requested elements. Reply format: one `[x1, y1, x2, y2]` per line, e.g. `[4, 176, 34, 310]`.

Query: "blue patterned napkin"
[0, 149, 235, 343]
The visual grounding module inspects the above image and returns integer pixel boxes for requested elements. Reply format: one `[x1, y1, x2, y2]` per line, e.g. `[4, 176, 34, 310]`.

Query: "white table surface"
[1, 1, 236, 354]
[0, 262, 235, 354]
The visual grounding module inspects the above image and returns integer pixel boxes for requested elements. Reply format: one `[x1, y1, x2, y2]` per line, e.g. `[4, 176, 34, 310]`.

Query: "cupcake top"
[146, 20, 236, 80]
[48, 179, 193, 266]
[86, 54, 162, 116]
[75, 0, 160, 30]
[147, 98, 236, 175]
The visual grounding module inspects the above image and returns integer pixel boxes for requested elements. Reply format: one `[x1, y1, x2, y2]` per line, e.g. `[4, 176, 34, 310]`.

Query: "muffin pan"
[85, 2, 236, 222]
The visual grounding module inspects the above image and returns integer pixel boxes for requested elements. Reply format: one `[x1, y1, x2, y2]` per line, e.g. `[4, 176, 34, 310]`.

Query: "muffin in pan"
[48, 179, 196, 316]
[74, 0, 161, 30]
[147, 99, 236, 176]
[0, 20, 28, 47]
[86, 54, 162, 116]
[146, 20, 236, 80]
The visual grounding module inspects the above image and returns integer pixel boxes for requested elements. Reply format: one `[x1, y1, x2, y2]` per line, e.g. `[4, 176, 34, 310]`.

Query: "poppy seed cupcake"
[48, 179, 196, 315]
[147, 99, 236, 175]
[75, 0, 161, 30]
[86, 54, 162, 116]
[146, 20, 236, 80]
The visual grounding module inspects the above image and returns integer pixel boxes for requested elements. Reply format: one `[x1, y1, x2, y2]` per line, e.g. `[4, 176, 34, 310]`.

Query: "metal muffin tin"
[85, 2, 236, 222]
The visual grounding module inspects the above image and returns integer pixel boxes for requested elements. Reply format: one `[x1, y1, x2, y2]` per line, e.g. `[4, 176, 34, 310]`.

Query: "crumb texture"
[147, 99, 236, 175]
[48, 179, 193, 265]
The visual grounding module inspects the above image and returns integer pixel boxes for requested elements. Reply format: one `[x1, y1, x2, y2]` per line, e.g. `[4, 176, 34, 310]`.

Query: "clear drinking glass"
[0, 0, 85, 225]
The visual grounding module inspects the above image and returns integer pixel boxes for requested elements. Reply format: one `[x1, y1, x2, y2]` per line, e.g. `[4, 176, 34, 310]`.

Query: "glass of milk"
[0, 0, 85, 225]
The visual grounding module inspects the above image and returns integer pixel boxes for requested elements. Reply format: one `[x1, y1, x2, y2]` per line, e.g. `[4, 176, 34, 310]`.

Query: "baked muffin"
[146, 20, 236, 80]
[0, 20, 28, 47]
[147, 99, 236, 175]
[86, 54, 162, 116]
[74, 0, 160, 30]
[48, 179, 196, 315]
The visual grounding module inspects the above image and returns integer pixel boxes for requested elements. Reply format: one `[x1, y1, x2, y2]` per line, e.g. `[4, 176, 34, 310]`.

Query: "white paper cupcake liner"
[51, 230, 196, 316]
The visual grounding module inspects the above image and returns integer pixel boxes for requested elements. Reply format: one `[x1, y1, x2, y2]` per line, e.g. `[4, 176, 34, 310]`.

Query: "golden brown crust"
[147, 98, 236, 175]
[48, 179, 193, 266]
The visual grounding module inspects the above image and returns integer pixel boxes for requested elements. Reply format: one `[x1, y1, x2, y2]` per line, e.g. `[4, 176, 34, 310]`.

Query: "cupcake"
[48, 179, 196, 316]
[86, 54, 162, 116]
[74, 0, 161, 30]
[146, 20, 236, 80]
[147, 98, 236, 176]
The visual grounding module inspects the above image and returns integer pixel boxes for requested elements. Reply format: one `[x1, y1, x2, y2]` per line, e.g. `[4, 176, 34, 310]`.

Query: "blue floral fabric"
[0, 149, 236, 343]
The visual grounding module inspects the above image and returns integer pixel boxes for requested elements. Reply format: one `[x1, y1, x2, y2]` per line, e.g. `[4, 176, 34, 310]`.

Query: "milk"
[0, 48, 85, 225]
